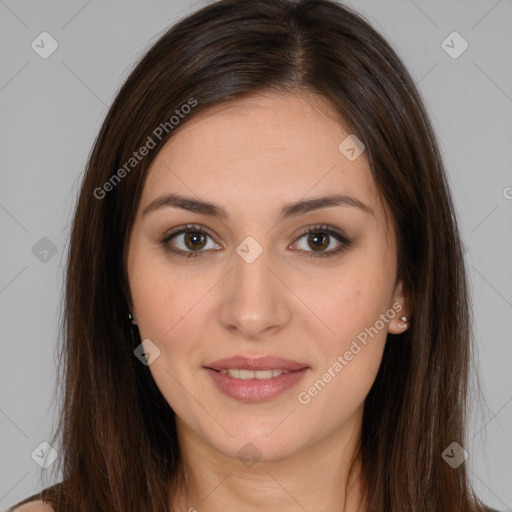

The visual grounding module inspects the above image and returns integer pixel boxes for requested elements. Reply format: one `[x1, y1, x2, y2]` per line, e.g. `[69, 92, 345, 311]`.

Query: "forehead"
[138, 91, 387, 226]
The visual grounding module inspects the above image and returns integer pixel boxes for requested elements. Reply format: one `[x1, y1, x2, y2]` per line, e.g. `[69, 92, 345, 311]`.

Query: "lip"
[205, 367, 310, 402]
[204, 355, 310, 403]
[205, 355, 309, 372]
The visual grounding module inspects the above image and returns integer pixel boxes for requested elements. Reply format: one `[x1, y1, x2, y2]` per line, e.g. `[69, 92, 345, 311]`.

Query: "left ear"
[387, 279, 410, 334]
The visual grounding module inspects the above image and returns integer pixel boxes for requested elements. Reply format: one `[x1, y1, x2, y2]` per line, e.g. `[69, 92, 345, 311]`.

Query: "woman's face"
[127, 91, 408, 463]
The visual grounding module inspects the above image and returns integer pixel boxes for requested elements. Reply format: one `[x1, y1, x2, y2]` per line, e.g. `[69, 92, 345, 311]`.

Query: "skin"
[127, 91, 409, 512]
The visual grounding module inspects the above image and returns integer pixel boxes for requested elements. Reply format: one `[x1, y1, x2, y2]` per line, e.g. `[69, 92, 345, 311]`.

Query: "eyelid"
[160, 223, 351, 258]
[159, 223, 220, 251]
[294, 223, 348, 242]
[290, 224, 351, 258]
[162, 223, 215, 241]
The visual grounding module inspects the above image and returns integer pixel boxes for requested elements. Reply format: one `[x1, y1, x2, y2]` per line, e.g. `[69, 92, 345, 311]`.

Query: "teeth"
[218, 368, 291, 379]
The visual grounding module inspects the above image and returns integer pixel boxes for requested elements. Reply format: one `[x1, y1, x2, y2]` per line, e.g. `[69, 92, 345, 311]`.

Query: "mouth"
[213, 368, 294, 379]
[203, 355, 310, 402]
[205, 355, 309, 372]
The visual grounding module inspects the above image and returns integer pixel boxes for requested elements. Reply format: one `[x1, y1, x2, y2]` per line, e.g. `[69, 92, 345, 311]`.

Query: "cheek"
[297, 255, 395, 348]
[293, 248, 395, 409]
[128, 252, 208, 414]
[129, 239, 189, 334]
[128, 247, 213, 376]
[295, 284, 390, 427]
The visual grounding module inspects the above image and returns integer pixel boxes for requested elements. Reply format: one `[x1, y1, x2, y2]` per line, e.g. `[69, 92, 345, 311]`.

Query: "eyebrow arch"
[142, 193, 374, 220]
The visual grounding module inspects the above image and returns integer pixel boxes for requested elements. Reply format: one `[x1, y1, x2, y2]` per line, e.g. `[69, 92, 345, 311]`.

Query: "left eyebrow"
[278, 194, 374, 221]
[142, 193, 374, 220]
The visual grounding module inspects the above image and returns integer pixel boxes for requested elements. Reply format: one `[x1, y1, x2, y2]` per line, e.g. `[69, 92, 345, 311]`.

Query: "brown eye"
[306, 232, 330, 251]
[183, 231, 207, 250]
[161, 224, 220, 258]
[292, 225, 351, 258]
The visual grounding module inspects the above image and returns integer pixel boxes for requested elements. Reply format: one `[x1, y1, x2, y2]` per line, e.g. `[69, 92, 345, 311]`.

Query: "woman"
[9, 0, 499, 510]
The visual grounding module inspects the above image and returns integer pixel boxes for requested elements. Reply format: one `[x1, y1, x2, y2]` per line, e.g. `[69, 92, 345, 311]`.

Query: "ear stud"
[398, 316, 408, 329]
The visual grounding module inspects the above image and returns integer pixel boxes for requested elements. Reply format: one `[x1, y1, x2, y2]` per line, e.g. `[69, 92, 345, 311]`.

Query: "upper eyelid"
[163, 223, 215, 241]
[162, 223, 348, 248]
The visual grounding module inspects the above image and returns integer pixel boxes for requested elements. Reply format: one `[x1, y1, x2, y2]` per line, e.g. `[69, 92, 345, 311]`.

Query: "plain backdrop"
[1, 0, 511, 510]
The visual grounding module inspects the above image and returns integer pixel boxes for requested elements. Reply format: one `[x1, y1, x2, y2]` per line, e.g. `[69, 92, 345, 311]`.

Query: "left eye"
[291, 225, 351, 258]
[161, 223, 350, 258]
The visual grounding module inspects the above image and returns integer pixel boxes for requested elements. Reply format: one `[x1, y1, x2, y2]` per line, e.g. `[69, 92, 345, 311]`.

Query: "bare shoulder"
[13, 500, 54, 512]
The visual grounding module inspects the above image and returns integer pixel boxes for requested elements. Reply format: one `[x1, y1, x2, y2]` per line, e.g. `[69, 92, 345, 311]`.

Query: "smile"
[205, 367, 309, 402]
[218, 368, 291, 379]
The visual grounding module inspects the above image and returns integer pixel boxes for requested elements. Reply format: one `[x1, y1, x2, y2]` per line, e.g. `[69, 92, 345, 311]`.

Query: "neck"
[170, 411, 367, 512]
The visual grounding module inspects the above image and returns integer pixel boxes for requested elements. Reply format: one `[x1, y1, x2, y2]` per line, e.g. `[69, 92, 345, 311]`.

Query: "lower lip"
[205, 368, 309, 403]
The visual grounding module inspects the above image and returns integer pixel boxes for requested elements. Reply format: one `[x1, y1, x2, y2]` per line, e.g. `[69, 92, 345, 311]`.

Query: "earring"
[398, 316, 408, 329]
[128, 312, 138, 325]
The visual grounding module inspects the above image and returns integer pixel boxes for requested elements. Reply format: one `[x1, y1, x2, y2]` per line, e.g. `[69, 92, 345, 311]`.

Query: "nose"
[217, 244, 292, 340]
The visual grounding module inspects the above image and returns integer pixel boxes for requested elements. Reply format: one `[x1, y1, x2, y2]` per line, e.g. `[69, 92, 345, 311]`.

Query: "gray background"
[1, 0, 511, 510]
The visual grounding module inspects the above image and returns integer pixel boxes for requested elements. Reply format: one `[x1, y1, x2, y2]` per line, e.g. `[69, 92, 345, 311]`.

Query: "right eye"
[160, 224, 221, 258]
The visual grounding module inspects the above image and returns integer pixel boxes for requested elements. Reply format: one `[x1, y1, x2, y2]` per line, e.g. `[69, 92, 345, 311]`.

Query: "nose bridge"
[234, 239, 274, 295]
[218, 236, 290, 337]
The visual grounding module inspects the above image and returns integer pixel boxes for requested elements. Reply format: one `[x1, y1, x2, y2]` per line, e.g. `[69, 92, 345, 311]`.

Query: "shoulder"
[8, 481, 65, 511]
[11, 500, 54, 512]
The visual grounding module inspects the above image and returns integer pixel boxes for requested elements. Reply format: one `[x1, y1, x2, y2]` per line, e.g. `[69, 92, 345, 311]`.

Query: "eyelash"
[160, 223, 351, 259]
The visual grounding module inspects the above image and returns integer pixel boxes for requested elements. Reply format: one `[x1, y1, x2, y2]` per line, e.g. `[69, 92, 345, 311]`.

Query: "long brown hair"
[9, 0, 495, 510]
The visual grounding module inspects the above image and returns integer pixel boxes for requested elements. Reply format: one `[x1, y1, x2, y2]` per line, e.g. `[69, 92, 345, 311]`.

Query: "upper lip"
[205, 355, 309, 372]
